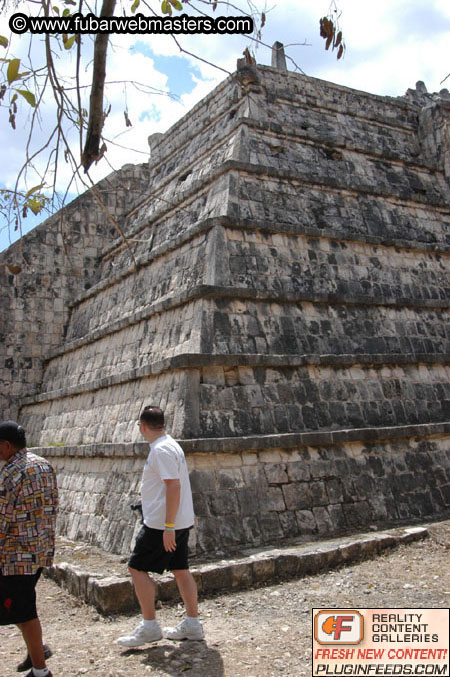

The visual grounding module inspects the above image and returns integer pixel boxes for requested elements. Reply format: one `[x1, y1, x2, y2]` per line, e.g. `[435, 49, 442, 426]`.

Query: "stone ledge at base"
[45, 525, 428, 615]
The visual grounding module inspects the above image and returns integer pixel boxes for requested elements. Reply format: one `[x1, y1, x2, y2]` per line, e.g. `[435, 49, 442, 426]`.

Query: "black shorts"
[128, 525, 191, 574]
[0, 569, 42, 625]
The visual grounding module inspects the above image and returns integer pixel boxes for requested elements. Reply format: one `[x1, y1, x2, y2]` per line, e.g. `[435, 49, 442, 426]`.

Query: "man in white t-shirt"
[117, 405, 204, 647]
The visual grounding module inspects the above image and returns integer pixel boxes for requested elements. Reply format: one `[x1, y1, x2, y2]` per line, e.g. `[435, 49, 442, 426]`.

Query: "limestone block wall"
[419, 101, 450, 179]
[37, 426, 450, 557]
[20, 352, 450, 445]
[233, 173, 450, 246]
[204, 298, 449, 356]
[197, 359, 450, 437]
[99, 171, 233, 280]
[21, 368, 199, 446]
[65, 231, 209, 342]
[245, 130, 446, 205]
[255, 67, 420, 130]
[42, 301, 203, 393]
[0, 164, 149, 421]
[224, 228, 449, 303]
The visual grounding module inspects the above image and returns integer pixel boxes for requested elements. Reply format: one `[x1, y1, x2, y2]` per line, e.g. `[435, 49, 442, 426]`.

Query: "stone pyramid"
[1, 53, 449, 555]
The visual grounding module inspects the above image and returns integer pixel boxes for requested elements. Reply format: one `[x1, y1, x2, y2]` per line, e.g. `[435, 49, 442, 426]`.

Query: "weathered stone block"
[217, 468, 244, 489]
[89, 577, 136, 614]
[201, 564, 232, 593]
[327, 503, 347, 530]
[282, 482, 312, 511]
[264, 463, 288, 485]
[313, 507, 334, 534]
[286, 461, 310, 482]
[310, 481, 328, 506]
[297, 551, 323, 575]
[252, 558, 276, 583]
[275, 553, 299, 578]
[231, 561, 254, 588]
[326, 478, 344, 504]
[265, 486, 286, 512]
[258, 512, 282, 540]
[208, 489, 239, 516]
[190, 469, 216, 493]
[295, 509, 317, 534]
[278, 510, 298, 537]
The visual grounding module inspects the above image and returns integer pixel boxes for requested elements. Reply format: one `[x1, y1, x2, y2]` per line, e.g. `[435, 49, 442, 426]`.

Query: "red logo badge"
[314, 610, 364, 645]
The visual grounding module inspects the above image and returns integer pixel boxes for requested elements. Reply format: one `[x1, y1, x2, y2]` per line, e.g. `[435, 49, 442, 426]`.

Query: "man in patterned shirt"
[0, 421, 58, 677]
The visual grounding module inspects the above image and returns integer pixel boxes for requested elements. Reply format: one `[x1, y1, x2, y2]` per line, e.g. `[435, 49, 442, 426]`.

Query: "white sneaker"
[117, 621, 162, 647]
[163, 618, 205, 641]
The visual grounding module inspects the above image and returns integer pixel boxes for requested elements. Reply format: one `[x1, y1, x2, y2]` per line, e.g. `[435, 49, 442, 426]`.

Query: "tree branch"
[81, 0, 116, 172]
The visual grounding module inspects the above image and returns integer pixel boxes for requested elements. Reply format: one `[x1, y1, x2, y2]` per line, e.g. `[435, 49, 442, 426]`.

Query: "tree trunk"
[81, 0, 116, 172]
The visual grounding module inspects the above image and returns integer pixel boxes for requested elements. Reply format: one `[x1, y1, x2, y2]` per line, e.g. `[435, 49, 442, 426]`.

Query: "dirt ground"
[1, 519, 450, 677]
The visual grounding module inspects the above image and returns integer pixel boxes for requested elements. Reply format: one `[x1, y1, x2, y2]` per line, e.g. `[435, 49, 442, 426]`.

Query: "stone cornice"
[32, 421, 450, 458]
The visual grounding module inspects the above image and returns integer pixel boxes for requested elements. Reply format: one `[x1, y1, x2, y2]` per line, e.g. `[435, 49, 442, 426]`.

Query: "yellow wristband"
[165, 522, 175, 528]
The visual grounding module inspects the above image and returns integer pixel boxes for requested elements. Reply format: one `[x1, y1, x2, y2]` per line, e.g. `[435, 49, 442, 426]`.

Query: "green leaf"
[63, 8, 71, 16]
[0, 35, 8, 49]
[53, 5, 60, 14]
[64, 0, 77, 4]
[16, 89, 37, 107]
[7, 58, 20, 84]
[169, 0, 182, 9]
[63, 34, 76, 49]
[27, 198, 43, 215]
[26, 184, 44, 198]
[131, 0, 140, 12]
[161, 0, 172, 14]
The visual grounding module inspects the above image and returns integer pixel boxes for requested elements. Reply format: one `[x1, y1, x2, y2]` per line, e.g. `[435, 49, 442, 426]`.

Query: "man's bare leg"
[172, 569, 198, 617]
[17, 618, 46, 670]
[129, 567, 157, 620]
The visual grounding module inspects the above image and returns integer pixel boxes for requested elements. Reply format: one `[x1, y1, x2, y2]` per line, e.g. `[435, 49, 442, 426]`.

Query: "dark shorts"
[0, 569, 42, 625]
[128, 525, 191, 574]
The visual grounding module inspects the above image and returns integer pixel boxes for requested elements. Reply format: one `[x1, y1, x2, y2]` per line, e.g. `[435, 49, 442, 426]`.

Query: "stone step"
[22, 353, 450, 446]
[45, 524, 429, 615]
[61, 231, 450, 350]
[30, 353, 450, 407]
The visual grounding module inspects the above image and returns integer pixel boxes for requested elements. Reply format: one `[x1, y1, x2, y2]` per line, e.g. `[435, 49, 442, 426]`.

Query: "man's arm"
[163, 479, 180, 552]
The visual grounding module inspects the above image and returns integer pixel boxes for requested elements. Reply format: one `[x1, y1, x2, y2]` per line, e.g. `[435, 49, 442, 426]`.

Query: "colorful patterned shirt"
[0, 448, 58, 575]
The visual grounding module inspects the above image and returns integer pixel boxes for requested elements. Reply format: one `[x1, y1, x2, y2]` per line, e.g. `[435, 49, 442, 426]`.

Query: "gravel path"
[1, 519, 450, 677]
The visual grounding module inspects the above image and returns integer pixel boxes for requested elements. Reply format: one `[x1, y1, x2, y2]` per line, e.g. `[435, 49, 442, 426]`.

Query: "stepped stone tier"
[1, 50, 450, 556]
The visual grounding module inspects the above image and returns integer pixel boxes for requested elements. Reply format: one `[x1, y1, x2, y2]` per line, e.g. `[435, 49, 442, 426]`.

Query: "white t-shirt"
[141, 434, 194, 530]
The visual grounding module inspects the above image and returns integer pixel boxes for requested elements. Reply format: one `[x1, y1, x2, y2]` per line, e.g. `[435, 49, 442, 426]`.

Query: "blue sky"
[132, 42, 205, 98]
[1, 0, 450, 252]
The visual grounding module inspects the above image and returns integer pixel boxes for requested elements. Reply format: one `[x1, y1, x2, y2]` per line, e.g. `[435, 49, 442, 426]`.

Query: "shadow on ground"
[121, 641, 224, 676]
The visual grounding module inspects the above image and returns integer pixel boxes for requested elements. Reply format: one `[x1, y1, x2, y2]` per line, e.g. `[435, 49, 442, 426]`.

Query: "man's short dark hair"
[0, 420, 26, 448]
[140, 406, 164, 429]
